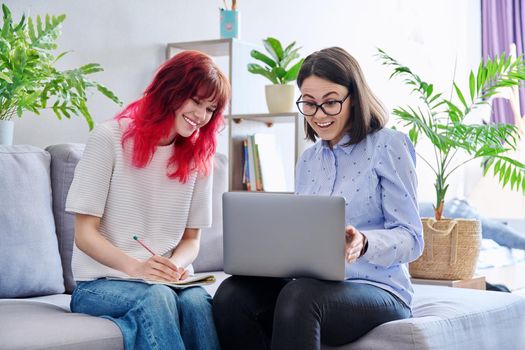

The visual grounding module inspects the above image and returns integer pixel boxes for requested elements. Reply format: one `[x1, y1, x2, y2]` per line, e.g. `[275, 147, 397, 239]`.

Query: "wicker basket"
[409, 218, 481, 280]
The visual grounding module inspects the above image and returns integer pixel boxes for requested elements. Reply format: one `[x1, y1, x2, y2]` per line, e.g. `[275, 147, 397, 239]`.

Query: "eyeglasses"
[296, 94, 350, 116]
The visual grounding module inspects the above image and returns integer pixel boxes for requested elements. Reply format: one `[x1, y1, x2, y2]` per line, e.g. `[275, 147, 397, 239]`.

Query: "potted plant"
[0, 4, 121, 145]
[247, 37, 303, 113]
[378, 49, 525, 280]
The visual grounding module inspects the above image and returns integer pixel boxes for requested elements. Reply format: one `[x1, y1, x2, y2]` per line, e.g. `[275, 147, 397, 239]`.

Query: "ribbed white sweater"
[66, 119, 212, 280]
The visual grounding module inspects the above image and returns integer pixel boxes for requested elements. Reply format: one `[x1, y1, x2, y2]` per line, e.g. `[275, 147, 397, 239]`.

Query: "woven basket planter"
[409, 218, 482, 280]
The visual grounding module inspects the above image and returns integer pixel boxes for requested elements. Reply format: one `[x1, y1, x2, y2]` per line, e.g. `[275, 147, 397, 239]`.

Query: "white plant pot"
[0, 120, 14, 145]
[265, 84, 295, 114]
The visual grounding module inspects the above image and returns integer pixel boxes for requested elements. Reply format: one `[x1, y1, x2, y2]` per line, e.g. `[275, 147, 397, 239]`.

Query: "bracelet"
[359, 233, 368, 257]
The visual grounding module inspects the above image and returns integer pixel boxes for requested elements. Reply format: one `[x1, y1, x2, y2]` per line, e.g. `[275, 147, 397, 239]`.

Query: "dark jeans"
[213, 276, 411, 350]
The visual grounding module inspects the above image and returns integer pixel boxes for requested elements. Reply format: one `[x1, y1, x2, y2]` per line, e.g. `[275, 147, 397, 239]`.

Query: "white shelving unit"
[226, 112, 301, 192]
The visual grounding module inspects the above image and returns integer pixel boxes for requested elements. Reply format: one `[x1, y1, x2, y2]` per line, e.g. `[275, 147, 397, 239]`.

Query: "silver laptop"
[223, 192, 346, 281]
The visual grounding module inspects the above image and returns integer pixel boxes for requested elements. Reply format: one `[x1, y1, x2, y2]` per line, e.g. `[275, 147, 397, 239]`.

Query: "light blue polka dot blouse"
[295, 128, 424, 307]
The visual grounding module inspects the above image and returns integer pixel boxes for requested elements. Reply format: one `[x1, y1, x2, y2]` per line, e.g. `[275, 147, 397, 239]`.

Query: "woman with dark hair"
[213, 47, 423, 349]
[66, 50, 229, 350]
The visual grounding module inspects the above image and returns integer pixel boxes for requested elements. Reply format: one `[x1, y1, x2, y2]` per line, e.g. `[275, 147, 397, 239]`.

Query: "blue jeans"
[71, 279, 220, 350]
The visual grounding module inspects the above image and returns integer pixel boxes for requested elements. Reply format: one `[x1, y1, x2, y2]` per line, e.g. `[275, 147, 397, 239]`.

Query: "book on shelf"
[106, 273, 216, 289]
[252, 135, 263, 191]
[246, 135, 257, 191]
[253, 133, 286, 192]
[241, 133, 287, 192]
[242, 138, 251, 191]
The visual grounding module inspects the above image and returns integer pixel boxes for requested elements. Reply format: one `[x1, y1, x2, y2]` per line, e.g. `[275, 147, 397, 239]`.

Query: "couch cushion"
[203, 274, 525, 349]
[46, 144, 85, 293]
[323, 284, 525, 350]
[0, 145, 64, 298]
[193, 153, 228, 272]
[0, 299, 123, 350]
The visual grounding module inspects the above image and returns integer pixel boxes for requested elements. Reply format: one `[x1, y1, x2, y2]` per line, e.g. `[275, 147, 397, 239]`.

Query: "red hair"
[116, 50, 230, 182]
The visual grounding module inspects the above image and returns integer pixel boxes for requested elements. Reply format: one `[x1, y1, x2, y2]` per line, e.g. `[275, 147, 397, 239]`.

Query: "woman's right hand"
[74, 214, 187, 281]
[130, 255, 183, 282]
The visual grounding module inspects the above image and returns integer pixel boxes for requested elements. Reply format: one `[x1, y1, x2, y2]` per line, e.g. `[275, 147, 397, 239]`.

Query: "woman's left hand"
[345, 225, 367, 263]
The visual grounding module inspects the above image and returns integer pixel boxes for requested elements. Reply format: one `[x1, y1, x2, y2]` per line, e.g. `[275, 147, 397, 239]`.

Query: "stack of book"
[242, 133, 286, 192]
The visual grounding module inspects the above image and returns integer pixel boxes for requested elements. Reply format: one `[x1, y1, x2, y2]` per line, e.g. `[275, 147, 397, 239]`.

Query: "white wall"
[6, 0, 482, 203]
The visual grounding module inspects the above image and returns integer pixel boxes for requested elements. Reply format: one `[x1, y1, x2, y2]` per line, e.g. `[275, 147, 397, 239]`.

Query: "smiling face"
[299, 75, 351, 147]
[173, 96, 217, 139]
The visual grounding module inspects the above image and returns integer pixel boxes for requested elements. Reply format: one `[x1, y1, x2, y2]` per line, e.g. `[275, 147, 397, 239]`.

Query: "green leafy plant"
[0, 4, 121, 129]
[247, 37, 304, 84]
[378, 48, 525, 220]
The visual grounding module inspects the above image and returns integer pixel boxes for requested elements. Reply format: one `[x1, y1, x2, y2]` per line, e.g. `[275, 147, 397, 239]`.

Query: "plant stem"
[416, 151, 439, 176]
[433, 150, 449, 220]
[435, 199, 445, 220]
[446, 157, 477, 178]
[443, 148, 459, 173]
[434, 172, 447, 220]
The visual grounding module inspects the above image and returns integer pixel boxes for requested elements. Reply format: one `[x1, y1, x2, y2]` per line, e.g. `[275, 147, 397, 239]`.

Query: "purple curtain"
[482, 0, 525, 124]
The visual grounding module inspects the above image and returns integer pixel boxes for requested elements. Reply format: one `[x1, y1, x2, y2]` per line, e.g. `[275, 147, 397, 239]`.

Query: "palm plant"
[0, 4, 121, 129]
[247, 37, 303, 84]
[378, 49, 525, 220]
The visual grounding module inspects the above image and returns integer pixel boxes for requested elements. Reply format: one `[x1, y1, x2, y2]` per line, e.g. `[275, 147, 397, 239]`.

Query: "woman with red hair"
[66, 50, 230, 350]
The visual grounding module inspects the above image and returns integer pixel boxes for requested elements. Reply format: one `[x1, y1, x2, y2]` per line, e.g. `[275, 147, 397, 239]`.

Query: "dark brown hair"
[297, 47, 387, 145]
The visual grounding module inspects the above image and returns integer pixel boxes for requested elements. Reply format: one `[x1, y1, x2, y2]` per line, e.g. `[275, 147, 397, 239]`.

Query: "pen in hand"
[133, 235, 188, 281]
[133, 235, 156, 256]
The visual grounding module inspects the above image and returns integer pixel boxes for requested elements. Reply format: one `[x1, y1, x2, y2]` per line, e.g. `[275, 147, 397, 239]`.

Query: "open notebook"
[106, 274, 216, 289]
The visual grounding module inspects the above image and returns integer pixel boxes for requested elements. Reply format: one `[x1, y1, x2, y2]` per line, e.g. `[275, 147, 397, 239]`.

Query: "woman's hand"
[345, 225, 368, 263]
[130, 255, 187, 282]
[177, 266, 190, 281]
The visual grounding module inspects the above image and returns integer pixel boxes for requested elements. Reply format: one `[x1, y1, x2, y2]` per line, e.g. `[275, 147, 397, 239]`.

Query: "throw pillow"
[0, 145, 64, 298]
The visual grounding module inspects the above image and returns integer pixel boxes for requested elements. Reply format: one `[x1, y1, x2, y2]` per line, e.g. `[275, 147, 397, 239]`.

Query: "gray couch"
[1, 144, 525, 350]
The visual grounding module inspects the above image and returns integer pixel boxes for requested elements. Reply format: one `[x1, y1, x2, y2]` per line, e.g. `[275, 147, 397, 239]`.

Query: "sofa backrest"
[192, 152, 227, 273]
[46, 144, 86, 293]
[46, 144, 227, 293]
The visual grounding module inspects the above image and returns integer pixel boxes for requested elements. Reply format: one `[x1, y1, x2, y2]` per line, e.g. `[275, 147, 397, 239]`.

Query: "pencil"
[232, 0, 237, 10]
[133, 235, 156, 256]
